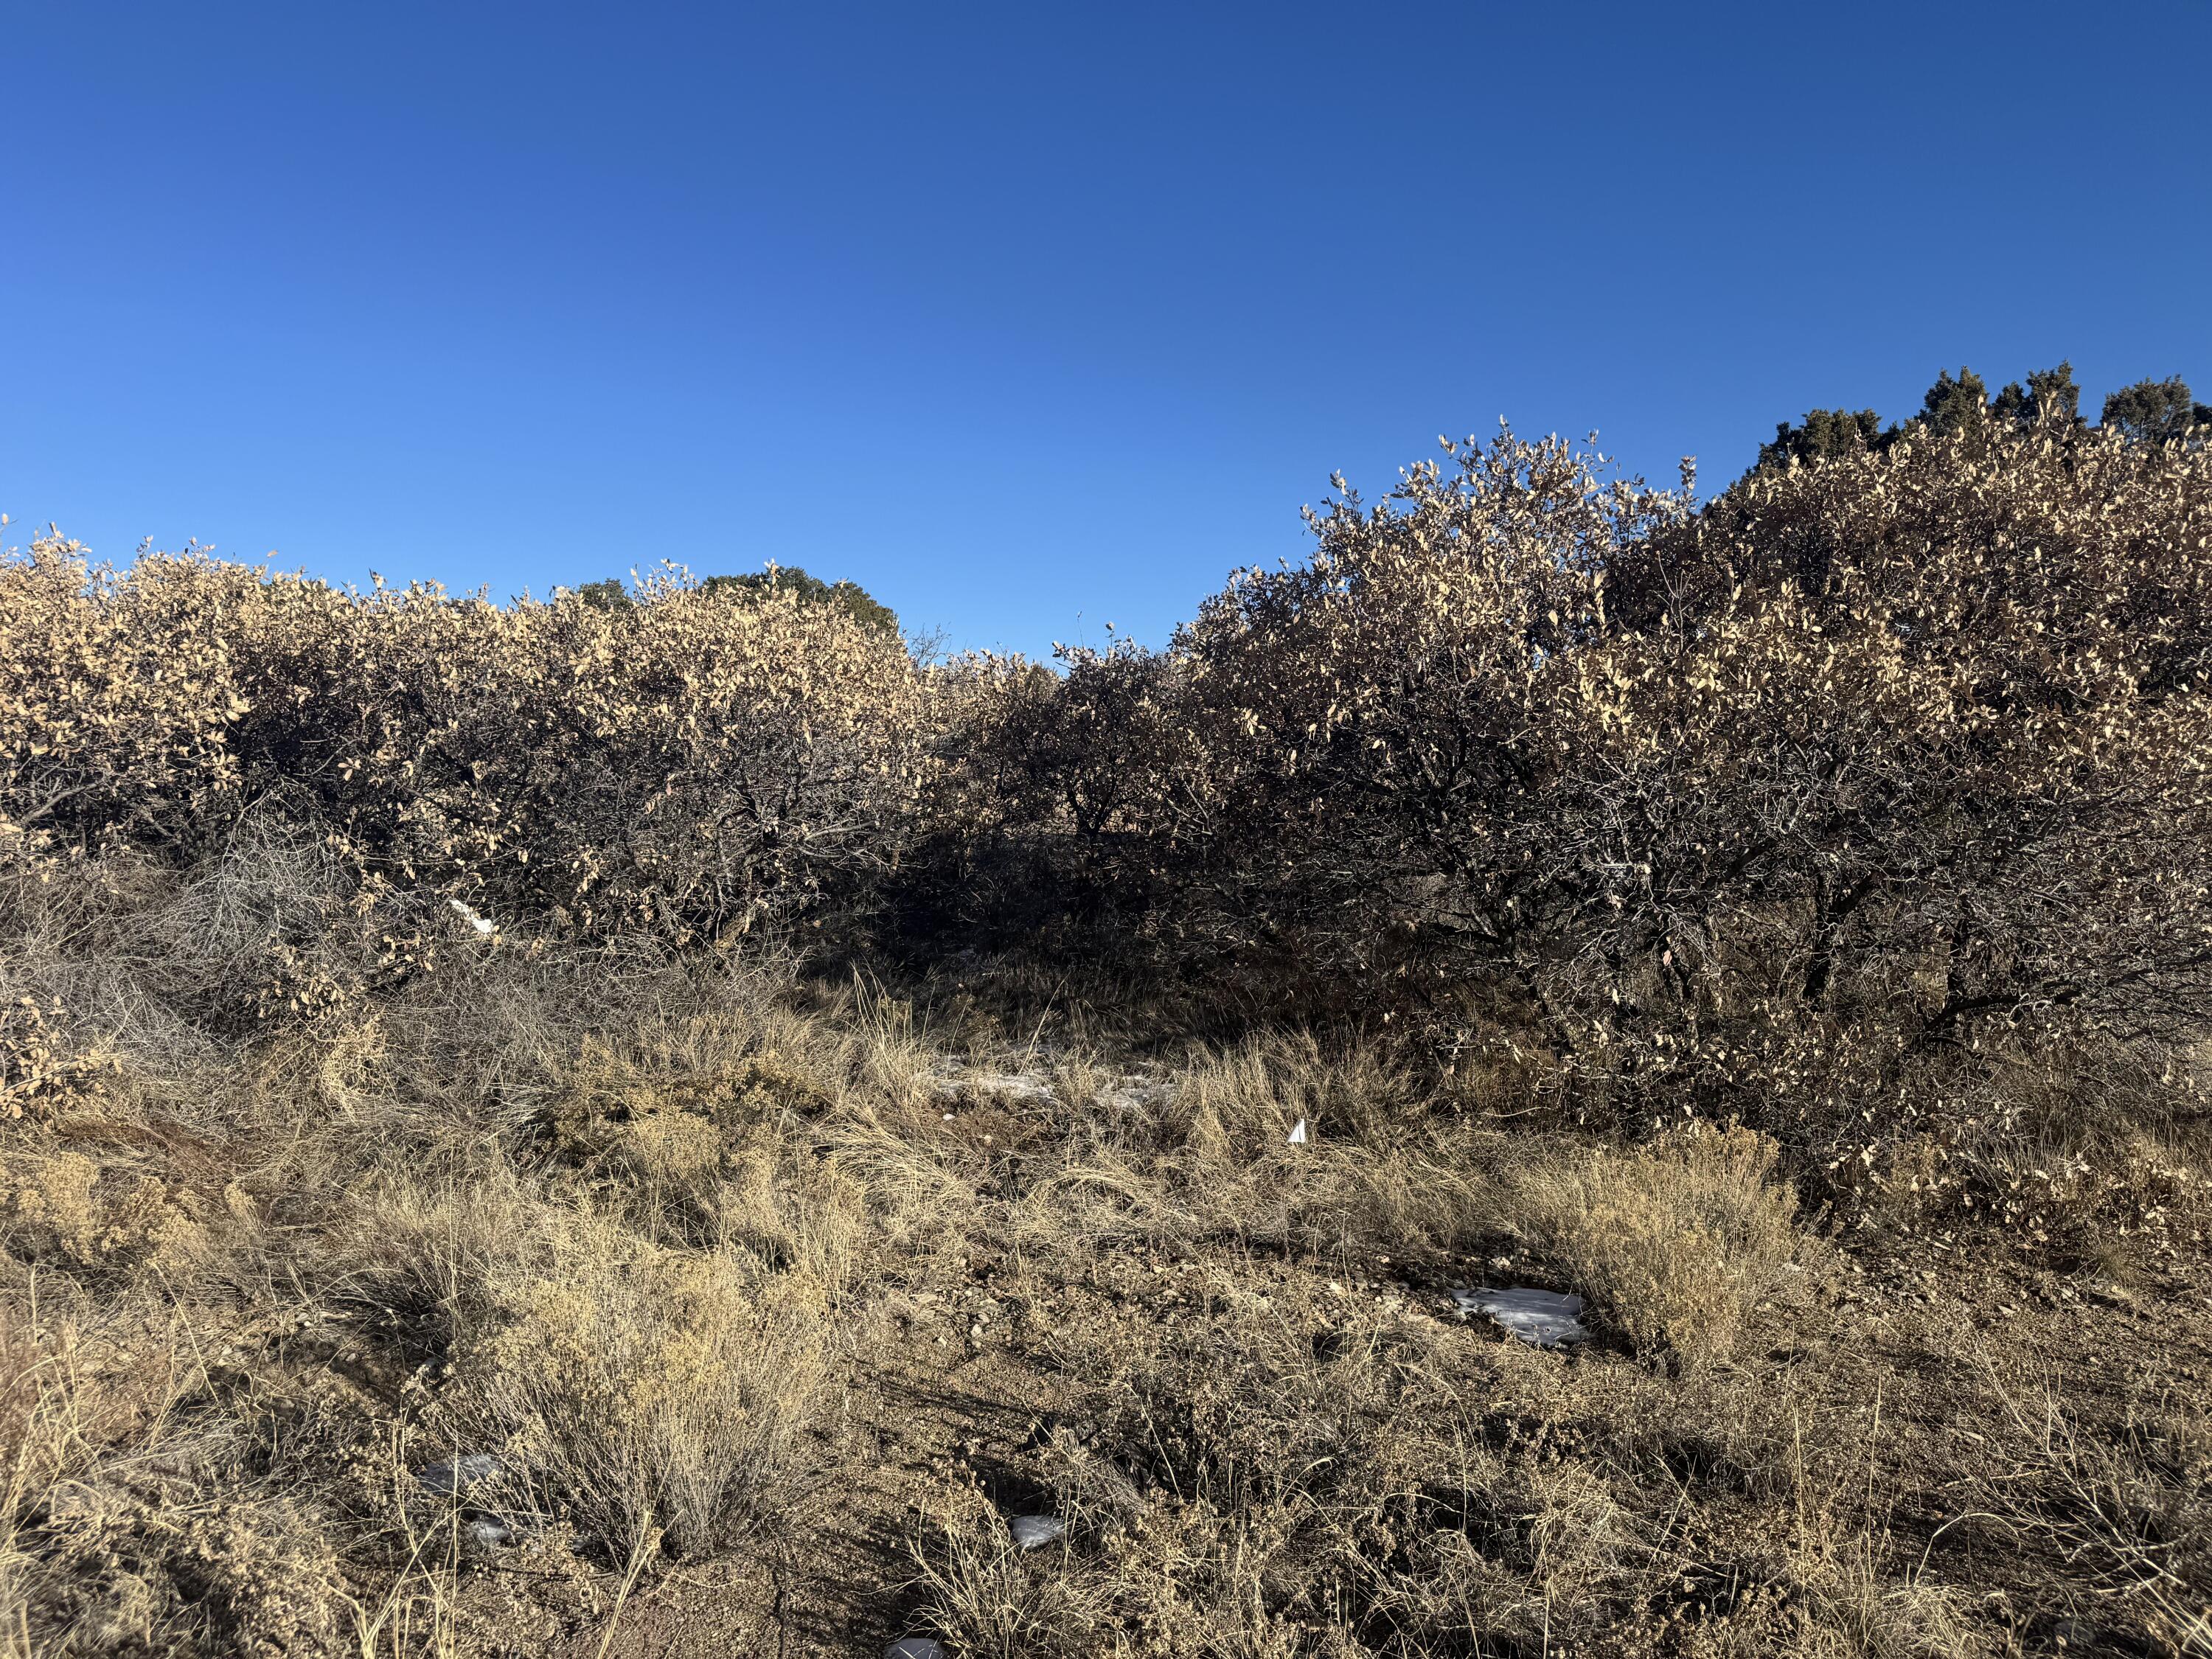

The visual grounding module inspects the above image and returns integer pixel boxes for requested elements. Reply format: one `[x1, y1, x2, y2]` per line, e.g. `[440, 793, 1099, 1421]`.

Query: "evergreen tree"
[576, 578, 633, 612]
[700, 566, 899, 636]
[1756, 407, 1888, 470]
[1993, 361, 2081, 428]
[1915, 366, 1988, 435]
[2101, 375, 2211, 444]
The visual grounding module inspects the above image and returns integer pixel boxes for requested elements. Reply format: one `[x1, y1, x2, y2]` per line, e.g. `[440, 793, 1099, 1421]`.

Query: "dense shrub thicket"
[961, 408, 2212, 1178]
[0, 554, 930, 953]
[7, 395, 2211, 1186]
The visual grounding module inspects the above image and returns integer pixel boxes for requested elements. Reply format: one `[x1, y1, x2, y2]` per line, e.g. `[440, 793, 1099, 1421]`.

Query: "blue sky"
[6, 1, 2208, 658]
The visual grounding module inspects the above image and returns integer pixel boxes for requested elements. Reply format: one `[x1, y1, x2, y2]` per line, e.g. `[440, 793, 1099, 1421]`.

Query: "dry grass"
[3, 832, 2209, 1656]
[1509, 1120, 1805, 1364]
[1958, 1371, 2212, 1653]
[907, 1512, 1110, 1659]
[442, 1217, 827, 1562]
[0, 1301, 351, 1658]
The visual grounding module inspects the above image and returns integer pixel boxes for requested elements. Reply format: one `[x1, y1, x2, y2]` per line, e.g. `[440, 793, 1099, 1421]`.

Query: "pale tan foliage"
[1, 540, 933, 951]
[908, 1512, 1111, 1659]
[973, 413, 2212, 1217]
[0, 1153, 218, 1287]
[0, 1307, 347, 1658]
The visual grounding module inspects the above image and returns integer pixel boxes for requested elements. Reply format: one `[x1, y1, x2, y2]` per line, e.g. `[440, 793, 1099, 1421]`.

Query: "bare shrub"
[1, 1152, 222, 1290]
[908, 1512, 1110, 1659]
[1, 541, 933, 955]
[0, 1307, 347, 1658]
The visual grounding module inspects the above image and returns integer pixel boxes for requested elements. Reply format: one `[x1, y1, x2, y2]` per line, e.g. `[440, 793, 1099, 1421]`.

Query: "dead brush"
[818, 1104, 980, 1261]
[1778, 1529, 1975, 1659]
[1507, 1120, 1802, 1365]
[906, 1509, 1110, 1659]
[1071, 1495, 1307, 1658]
[1164, 1032, 1413, 1153]
[0, 1150, 223, 1291]
[835, 971, 945, 1113]
[0, 1300, 349, 1659]
[1356, 1453, 1642, 1654]
[440, 1214, 827, 1564]
[1007, 1033, 1498, 1267]
[1957, 1371, 2212, 1652]
[324, 1166, 549, 1356]
[1043, 1290, 1660, 1652]
[1744, 1369, 1980, 1659]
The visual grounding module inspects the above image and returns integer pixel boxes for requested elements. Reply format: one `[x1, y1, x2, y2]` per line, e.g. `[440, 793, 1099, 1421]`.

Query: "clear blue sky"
[6, 2, 2208, 658]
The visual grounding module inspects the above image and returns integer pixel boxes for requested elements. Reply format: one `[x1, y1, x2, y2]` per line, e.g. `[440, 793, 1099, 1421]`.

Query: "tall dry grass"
[1508, 1120, 1804, 1364]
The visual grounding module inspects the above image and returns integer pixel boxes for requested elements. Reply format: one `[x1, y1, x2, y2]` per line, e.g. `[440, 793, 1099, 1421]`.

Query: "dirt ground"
[415, 1075, 2212, 1658]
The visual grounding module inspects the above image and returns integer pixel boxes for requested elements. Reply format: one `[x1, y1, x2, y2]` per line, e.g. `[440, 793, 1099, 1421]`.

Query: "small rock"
[1008, 1513, 1065, 1551]
[417, 1453, 502, 1495]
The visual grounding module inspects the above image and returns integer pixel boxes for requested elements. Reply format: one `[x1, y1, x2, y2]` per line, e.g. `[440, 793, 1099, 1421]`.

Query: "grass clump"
[908, 1514, 1110, 1659]
[1510, 1120, 1801, 1363]
[444, 1217, 827, 1563]
[0, 1307, 349, 1659]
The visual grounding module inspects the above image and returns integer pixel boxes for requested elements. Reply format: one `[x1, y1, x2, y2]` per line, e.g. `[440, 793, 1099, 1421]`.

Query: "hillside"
[4, 394, 2211, 1658]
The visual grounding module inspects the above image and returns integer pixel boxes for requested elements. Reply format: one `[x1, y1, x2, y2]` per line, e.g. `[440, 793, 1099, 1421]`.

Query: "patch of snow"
[1286, 1119, 1308, 1145]
[1100, 1077, 1173, 1111]
[465, 1514, 518, 1547]
[416, 1453, 502, 1495]
[886, 1641, 947, 1659]
[976, 1073, 1058, 1106]
[448, 899, 495, 936]
[1451, 1286, 1589, 1347]
[1008, 1513, 1066, 1551]
[929, 1067, 1059, 1107]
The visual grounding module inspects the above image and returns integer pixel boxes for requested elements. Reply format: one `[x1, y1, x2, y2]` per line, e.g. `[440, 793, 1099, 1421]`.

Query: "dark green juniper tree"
[2101, 375, 2212, 445]
[1755, 406, 1889, 470]
[1754, 361, 2197, 481]
[1992, 361, 2082, 428]
[699, 567, 899, 636]
[566, 567, 898, 635]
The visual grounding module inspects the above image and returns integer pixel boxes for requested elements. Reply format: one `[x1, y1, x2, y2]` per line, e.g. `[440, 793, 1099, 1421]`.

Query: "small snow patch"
[448, 899, 495, 936]
[1100, 1078, 1173, 1111]
[416, 1453, 502, 1495]
[1008, 1513, 1065, 1551]
[932, 1068, 1058, 1107]
[1286, 1119, 1308, 1145]
[1452, 1286, 1589, 1348]
[886, 1641, 947, 1659]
